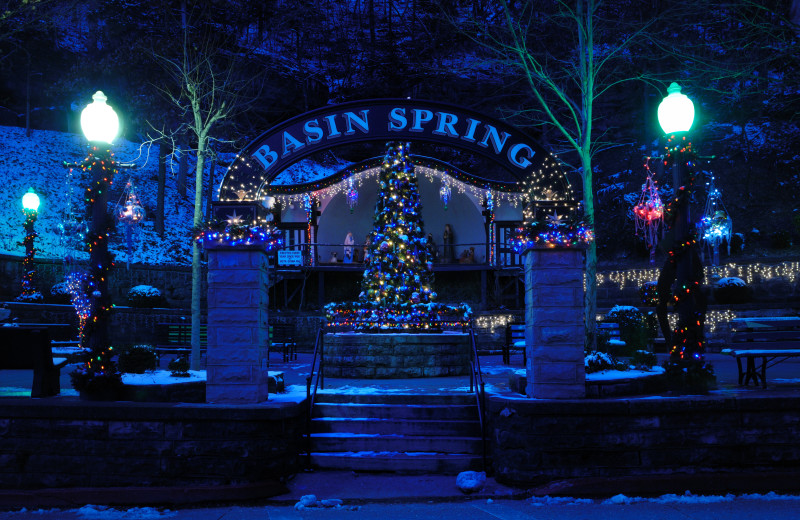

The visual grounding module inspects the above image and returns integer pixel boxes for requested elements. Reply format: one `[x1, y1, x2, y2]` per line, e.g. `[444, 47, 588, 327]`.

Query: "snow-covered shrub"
[14, 291, 43, 303]
[49, 281, 72, 304]
[605, 305, 655, 352]
[585, 351, 619, 373]
[127, 285, 167, 308]
[117, 344, 159, 374]
[713, 277, 752, 304]
[168, 355, 190, 377]
[631, 349, 657, 370]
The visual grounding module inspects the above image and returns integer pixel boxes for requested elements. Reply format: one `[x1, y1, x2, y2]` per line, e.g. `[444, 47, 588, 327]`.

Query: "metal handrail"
[468, 326, 488, 472]
[305, 323, 325, 468]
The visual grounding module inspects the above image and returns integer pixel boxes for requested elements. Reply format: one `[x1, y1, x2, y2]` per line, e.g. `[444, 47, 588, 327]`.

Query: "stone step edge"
[310, 451, 479, 458]
[309, 433, 482, 441]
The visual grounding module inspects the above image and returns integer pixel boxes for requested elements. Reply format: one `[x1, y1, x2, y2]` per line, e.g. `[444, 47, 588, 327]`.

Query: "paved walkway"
[4, 351, 800, 398]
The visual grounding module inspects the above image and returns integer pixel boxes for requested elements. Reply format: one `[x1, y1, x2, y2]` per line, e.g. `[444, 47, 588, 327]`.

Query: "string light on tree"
[325, 142, 471, 332]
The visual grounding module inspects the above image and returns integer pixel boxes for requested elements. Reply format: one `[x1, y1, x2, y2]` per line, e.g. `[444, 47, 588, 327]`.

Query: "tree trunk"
[177, 140, 188, 199]
[155, 143, 167, 237]
[190, 140, 206, 371]
[581, 152, 597, 353]
[205, 155, 216, 221]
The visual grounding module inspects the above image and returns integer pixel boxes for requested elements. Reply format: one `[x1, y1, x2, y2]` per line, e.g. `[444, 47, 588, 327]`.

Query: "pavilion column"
[523, 247, 586, 399]
[206, 244, 270, 403]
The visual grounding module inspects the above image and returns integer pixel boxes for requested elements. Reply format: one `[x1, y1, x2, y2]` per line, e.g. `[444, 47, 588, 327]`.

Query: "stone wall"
[489, 393, 800, 486]
[0, 254, 204, 309]
[0, 398, 305, 489]
[323, 332, 471, 378]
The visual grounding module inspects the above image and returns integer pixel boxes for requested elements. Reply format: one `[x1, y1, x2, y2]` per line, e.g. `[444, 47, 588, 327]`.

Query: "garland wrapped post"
[326, 142, 472, 332]
[68, 144, 123, 396]
[657, 134, 708, 371]
[17, 188, 43, 302]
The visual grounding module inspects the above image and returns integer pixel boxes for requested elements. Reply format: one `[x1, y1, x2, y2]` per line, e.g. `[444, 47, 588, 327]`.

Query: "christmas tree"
[326, 142, 470, 332]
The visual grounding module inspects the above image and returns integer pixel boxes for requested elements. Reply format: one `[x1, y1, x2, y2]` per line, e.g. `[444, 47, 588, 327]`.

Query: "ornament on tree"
[633, 161, 665, 264]
[698, 176, 731, 266]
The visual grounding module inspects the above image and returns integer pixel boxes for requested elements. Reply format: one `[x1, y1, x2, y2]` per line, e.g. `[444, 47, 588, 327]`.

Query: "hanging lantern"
[115, 180, 145, 269]
[116, 181, 145, 225]
[439, 178, 451, 210]
[699, 177, 732, 265]
[633, 162, 665, 264]
[347, 178, 359, 212]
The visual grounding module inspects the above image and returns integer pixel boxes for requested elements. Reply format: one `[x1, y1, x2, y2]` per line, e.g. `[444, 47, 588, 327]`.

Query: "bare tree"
[452, 0, 658, 349]
[152, 21, 258, 370]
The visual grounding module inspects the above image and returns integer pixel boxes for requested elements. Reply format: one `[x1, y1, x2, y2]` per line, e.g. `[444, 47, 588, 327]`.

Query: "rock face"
[323, 332, 471, 378]
[456, 470, 486, 494]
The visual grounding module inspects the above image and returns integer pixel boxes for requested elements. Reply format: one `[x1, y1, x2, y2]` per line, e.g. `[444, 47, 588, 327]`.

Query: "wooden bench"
[155, 322, 207, 355]
[270, 323, 297, 362]
[503, 322, 526, 365]
[0, 325, 67, 397]
[722, 317, 800, 388]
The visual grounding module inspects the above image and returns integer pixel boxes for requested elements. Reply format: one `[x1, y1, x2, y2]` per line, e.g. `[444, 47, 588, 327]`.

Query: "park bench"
[503, 322, 526, 365]
[270, 322, 297, 362]
[155, 322, 207, 355]
[722, 317, 800, 388]
[0, 325, 67, 397]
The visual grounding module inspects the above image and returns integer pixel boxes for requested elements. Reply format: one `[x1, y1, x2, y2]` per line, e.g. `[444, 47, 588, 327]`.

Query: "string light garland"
[658, 134, 706, 364]
[67, 144, 122, 394]
[17, 190, 43, 302]
[197, 223, 283, 249]
[325, 142, 472, 332]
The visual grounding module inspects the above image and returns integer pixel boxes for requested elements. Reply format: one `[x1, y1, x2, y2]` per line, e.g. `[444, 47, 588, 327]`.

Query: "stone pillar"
[523, 247, 585, 399]
[206, 245, 269, 403]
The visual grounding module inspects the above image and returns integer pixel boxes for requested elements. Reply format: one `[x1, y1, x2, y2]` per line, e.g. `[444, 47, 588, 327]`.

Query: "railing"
[468, 326, 488, 472]
[305, 323, 325, 468]
[273, 241, 520, 267]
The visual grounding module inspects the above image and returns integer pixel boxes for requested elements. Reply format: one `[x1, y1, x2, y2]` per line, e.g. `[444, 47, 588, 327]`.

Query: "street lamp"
[79, 91, 119, 353]
[656, 82, 706, 366]
[19, 187, 41, 301]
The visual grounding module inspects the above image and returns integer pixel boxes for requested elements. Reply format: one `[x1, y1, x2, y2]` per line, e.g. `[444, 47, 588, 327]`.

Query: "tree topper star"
[546, 212, 563, 227]
[226, 210, 244, 226]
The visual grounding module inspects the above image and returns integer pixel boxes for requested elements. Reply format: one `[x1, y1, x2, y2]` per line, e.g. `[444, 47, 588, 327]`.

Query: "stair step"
[314, 392, 476, 406]
[309, 433, 482, 454]
[309, 452, 483, 474]
[311, 418, 481, 437]
[312, 403, 477, 420]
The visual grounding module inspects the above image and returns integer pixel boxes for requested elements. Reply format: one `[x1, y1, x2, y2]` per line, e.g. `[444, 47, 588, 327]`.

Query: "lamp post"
[657, 83, 706, 365]
[79, 91, 119, 353]
[19, 188, 41, 300]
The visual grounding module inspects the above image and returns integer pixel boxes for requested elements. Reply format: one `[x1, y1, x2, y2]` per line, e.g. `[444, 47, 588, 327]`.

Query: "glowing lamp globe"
[658, 82, 695, 134]
[80, 91, 120, 144]
[22, 188, 40, 211]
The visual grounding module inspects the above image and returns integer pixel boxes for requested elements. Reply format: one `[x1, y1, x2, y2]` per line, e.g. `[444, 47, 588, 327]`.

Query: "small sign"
[278, 250, 303, 266]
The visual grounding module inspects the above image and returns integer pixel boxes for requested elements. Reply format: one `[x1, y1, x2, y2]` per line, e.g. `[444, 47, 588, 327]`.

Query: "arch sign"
[220, 99, 569, 201]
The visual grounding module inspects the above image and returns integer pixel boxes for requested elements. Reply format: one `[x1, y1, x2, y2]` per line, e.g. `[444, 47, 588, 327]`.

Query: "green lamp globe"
[658, 82, 695, 134]
[80, 91, 120, 144]
[22, 188, 40, 211]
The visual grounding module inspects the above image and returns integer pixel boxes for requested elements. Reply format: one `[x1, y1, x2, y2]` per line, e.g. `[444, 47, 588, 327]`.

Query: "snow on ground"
[121, 370, 206, 385]
[509, 366, 665, 381]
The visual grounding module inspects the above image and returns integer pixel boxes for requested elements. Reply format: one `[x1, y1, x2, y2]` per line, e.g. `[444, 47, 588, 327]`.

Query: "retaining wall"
[0, 398, 306, 489]
[489, 393, 800, 486]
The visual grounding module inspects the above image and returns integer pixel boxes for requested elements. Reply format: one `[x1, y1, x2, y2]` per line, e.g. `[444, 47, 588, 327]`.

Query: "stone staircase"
[308, 392, 485, 474]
